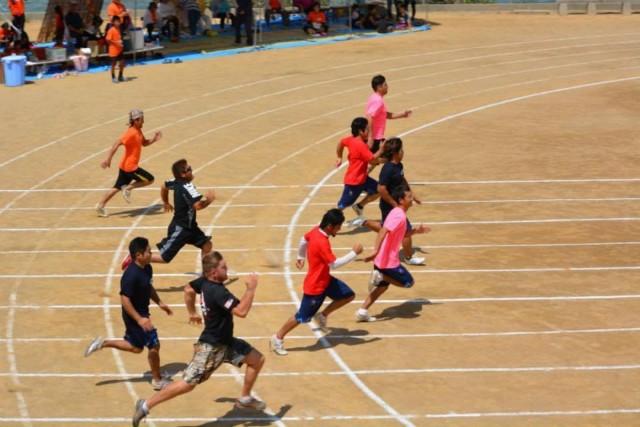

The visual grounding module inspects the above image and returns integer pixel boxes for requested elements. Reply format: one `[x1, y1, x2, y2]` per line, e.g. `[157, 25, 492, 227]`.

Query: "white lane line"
[0, 241, 639, 255]
[1, 363, 639, 377]
[1, 265, 639, 279]
[2, 177, 640, 192]
[0, 408, 638, 423]
[3, 326, 640, 343]
[1, 216, 639, 232]
[2, 295, 640, 311]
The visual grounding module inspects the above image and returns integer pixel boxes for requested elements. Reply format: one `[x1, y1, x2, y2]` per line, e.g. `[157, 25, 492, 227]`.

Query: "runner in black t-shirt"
[120, 158, 216, 270]
[132, 252, 266, 427]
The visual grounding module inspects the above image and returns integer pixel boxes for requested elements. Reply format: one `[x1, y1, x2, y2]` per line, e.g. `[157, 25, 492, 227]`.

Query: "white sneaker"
[132, 399, 148, 427]
[355, 310, 377, 322]
[270, 334, 288, 356]
[84, 336, 105, 357]
[235, 396, 267, 410]
[151, 375, 173, 390]
[314, 312, 328, 332]
[368, 269, 383, 293]
[404, 256, 425, 265]
[95, 204, 108, 218]
[121, 185, 131, 203]
[352, 204, 364, 218]
[349, 217, 367, 227]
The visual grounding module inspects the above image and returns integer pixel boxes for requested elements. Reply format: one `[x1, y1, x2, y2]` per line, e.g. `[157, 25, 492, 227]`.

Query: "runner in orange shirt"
[106, 15, 126, 83]
[95, 109, 163, 218]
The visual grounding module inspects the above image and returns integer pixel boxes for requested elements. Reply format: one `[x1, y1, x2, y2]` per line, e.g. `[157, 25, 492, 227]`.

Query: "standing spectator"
[84, 237, 174, 391]
[355, 186, 430, 322]
[234, 0, 253, 45]
[132, 252, 266, 426]
[108, 0, 131, 30]
[122, 159, 215, 270]
[8, 0, 25, 32]
[65, 0, 90, 48]
[350, 4, 363, 29]
[335, 117, 385, 221]
[105, 15, 126, 83]
[366, 74, 412, 153]
[270, 209, 363, 356]
[302, 2, 327, 37]
[179, 0, 201, 35]
[53, 5, 65, 46]
[210, 0, 234, 31]
[95, 109, 162, 217]
[143, 2, 159, 39]
[158, 0, 180, 41]
[356, 138, 426, 266]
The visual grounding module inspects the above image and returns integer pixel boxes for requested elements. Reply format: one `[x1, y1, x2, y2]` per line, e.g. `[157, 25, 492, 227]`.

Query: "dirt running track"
[0, 12, 639, 427]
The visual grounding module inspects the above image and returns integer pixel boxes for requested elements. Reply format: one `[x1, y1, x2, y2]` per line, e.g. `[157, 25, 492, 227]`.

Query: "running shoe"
[121, 185, 131, 203]
[95, 204, 108, 218]
[235, 396, 266, 410]
[270, 334, 287, 356]
[84, 336, 105, 357]
[132, 399, 148, 427]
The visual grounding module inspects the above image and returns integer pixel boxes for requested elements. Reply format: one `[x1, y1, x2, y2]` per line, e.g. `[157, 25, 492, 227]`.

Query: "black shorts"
[157, 222, 211, 262]
[113, 167, 154, 189]
[110, 52, 124, 62]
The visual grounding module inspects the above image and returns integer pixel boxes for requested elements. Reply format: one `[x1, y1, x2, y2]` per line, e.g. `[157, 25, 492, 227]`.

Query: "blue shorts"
[124, 325, 160, 350]
[337, 177, 378, 209]
[295, 276, 355, 323]
[375, 264, 414, 288]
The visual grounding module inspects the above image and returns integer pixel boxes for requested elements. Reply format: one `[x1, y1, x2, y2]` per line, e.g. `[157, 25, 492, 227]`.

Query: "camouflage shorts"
[182, 339, 252, 385]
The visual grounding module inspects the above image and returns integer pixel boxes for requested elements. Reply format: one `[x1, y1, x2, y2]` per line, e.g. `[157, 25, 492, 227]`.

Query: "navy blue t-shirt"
[120, 263, 154, 329]
[378, 161, 405, 216]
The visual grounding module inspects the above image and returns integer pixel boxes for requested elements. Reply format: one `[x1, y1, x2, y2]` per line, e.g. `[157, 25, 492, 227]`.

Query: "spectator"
[302, 2, 327, 37]
[210, 0, 235, 31]
[86, 4, 105, 40]
[179, 0, 201, 35]
[53, 5, 65, 46]
[265, 0, 290, 28]
[395, 2, 411, 30]
[158, 0, 180, 41]
[108, 0, 131, 31]
[105, 15, 126, 83]
[8, 0, 25, 32]
[350, 4, 364, 29]
[0, 22, 14, 49]
[363, 4, 392, 33]
[293, 0, 313, 13]
[143, 2, 159, 39]
[234, 0, 253, 45]
[65, 0, 90, 48]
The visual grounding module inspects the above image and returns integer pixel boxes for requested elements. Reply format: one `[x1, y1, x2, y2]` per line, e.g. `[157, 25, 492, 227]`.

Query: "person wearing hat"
[95, 109, 163, 218]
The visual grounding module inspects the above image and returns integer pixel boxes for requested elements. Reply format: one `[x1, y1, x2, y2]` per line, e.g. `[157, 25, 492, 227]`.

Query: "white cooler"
[129, 28, 144, 50]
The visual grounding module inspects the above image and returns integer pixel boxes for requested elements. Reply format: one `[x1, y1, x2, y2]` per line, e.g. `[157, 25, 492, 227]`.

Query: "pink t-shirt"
[374, 207, 406, 269]
[366, 92, 387, 140]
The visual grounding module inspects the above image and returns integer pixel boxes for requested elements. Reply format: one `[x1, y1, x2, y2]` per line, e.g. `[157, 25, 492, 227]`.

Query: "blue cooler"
[2, 55, 26, 87]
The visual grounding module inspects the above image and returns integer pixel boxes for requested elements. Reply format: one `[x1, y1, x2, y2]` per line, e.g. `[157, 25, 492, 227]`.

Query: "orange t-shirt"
[118, 126, 144, 172]
[307, 10, 326, 24]
[106, 26, 123, 57]
[108, 2, 127, 18]
[8, 0, 24, 16]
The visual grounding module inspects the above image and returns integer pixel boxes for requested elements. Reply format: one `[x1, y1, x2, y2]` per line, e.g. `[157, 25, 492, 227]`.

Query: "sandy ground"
[0, 11, 639, 427]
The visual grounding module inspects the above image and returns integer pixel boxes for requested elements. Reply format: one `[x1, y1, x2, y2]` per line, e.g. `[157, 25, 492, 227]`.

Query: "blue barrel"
[1, 55, 26, 87]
